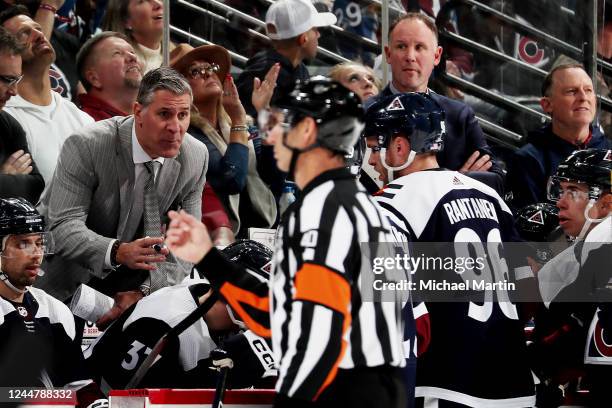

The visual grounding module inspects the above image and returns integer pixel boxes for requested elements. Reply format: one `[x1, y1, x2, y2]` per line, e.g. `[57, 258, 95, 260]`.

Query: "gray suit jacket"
[36, 116, 208, 301]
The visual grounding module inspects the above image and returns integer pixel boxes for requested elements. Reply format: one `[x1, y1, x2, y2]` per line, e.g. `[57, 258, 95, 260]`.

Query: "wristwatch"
[110, 240, 123, 267]
[138, 284, 151, 297]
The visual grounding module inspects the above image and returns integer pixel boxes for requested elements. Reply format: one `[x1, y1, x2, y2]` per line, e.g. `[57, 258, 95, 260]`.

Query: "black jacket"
[0, 111, 44, 203]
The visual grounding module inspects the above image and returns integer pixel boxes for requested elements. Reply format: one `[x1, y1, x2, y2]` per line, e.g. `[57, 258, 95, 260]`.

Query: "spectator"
[0, 27, 44, 203]
[85, 241, 276, 390]
[0, 6, 94, 185]
[102, 0, 173, 73]
[508, 64, 612, 209]
[0, 0, 80, 100]
[0, 197, 106, 407]
[236, 0, 336, 118]
[201, 182, 235, 247]
[35, 68, 207, 317]
[171, 44, 276, 238]
[329, 61, 381, 193]
[76, 31, 143, 120]
[366, 13, 504, 186]
[331, 0, 379, 65]
[328, 61, 381, 102]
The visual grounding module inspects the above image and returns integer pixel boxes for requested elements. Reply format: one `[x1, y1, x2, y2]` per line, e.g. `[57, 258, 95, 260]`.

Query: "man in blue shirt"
[508, 63, 612, 209]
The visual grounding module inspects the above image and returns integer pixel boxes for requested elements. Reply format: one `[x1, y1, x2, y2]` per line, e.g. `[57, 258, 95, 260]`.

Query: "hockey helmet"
[222, 239, 273, 279]
[0, 198, 52, 293]
[221, 240, 273, 329]
[548, 149, 612, 201]
[515, 203, 560, 242]
[261, 75, 365, 156]
[363, 92, 445, 154]
[0, 197, 45, 239]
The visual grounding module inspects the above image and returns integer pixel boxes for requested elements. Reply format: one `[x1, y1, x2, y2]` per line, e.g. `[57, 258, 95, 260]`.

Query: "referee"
[166, 77, 409, 408]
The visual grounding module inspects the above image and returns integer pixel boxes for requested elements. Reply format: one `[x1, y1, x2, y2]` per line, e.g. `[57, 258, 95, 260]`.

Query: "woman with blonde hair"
[102, 0, 172, 73]
[171, 44, 277, 238]
[329, 61, 382, 193]
[329, 61, 381, 102]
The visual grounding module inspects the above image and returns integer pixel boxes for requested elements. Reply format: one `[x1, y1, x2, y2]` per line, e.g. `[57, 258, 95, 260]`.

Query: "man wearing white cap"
[236, 0, 336, 119]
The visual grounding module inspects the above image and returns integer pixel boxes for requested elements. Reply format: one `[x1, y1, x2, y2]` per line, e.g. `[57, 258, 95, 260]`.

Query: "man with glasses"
[0, 197, 107, 408]
[0, 26, 44, 203]
[531, 149, 612, 407]
[76, 31, 143, 121]
[0, 5, 93, 185]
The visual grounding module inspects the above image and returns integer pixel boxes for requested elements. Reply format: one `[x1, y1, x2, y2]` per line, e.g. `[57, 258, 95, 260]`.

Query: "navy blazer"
[508, 124, 612, 210]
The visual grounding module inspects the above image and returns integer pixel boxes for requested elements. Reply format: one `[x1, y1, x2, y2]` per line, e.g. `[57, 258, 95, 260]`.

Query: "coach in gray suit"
[36, 67, 208, 304]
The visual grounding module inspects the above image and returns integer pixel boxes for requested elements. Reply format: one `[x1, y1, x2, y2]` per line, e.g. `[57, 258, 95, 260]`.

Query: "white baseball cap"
[265, 0, 337, 40]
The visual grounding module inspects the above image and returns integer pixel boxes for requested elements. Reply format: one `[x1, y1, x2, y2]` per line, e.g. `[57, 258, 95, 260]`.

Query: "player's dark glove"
[86, 399, 109, 408]
[535, 382, 565, 408]
[209, 348, 234, 371]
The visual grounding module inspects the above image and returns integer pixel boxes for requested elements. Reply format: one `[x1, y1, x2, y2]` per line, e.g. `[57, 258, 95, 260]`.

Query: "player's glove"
[86, 399, 109, 408]
[210, 348, 234, 371]
[535, 383, 565, 408]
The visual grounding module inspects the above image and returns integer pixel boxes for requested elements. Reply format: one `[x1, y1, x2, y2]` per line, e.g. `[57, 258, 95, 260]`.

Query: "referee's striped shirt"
[199, 167, 407, 402]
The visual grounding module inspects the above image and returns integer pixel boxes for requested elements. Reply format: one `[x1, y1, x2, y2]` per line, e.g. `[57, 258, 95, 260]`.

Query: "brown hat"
[170, 43, 231, 80]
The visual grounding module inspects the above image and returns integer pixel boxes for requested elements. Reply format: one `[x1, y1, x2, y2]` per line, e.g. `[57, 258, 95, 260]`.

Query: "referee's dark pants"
[274, 365, 407, 408]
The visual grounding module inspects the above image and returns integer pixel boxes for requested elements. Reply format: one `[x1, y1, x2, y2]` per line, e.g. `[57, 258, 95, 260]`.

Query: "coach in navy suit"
[366, 13, 503, 185]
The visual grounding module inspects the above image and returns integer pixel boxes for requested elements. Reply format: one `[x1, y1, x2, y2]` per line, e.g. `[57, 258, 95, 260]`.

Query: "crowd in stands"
[0, 0, 612, 407]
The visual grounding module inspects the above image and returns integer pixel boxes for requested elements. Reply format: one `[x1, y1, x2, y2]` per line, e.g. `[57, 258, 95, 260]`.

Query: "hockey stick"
[125, 291, 219, 389]
[212, 365, 230, 408]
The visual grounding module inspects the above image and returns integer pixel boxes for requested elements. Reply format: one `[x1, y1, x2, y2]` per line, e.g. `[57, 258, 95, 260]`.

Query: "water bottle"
[279, 182, 296, 216]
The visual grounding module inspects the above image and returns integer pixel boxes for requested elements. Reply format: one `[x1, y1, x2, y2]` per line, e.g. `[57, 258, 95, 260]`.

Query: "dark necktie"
[143, 161, 168, 291]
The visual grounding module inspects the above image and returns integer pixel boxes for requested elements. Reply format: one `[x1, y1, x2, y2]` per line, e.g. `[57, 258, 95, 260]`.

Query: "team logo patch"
[386, 96, 405, 111]
[17, 306, 28, 317]
[604, 150, 612, 161]
[528, 210, 544, 225]
[452, 176, 463, 185]
[261, 261, 272, 274]
[594, 320, 612, 357]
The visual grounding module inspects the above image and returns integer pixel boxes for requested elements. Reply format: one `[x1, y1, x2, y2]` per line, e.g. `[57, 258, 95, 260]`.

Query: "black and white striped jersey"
[375, 169, 536, 407]
[200, 167, 408, 402]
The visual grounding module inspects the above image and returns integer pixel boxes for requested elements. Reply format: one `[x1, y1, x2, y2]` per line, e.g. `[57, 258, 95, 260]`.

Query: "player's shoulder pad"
[27, 287, 76, 340]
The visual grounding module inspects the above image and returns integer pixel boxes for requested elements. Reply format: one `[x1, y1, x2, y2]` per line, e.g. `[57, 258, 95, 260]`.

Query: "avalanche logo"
[386, 96, 405, 111]
[528, 210, 544, 225]
[260, 261, 272, 274]
[604, 150, 612, 161]
[586, 309, 612, 364]
[593, 320, 612, 357]
[49, 64, 70, 100]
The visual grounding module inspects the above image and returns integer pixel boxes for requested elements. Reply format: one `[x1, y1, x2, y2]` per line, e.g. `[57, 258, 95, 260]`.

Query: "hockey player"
[0, 197, 106, 408]
[363, 93, 536, 407]
[532, 149, 612, 407]
[165, 77, 410, 408]
[84, 240, 276, 391]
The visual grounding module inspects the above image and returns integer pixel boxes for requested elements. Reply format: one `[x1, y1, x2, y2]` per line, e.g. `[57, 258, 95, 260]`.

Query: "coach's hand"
[460, 150, 493, 172]
[166, 210, 212, 263]
[96, 290, 144, 330]
[116, 237, 168, 270]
